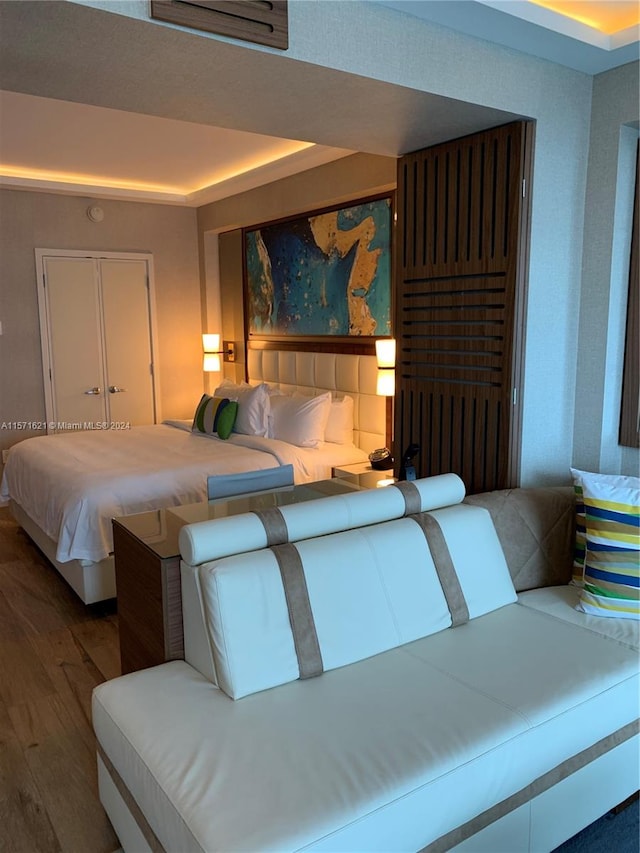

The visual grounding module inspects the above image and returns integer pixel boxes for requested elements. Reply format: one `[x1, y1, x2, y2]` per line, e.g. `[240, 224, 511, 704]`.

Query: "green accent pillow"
[192, 395, 238, 440]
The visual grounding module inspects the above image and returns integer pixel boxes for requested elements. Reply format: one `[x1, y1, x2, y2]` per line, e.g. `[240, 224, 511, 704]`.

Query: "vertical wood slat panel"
[411, 159, 419, 269]
[482, 138, 495, 266]
[422, 157, 429, 267]
[476, 395, 488, 490]
[451, 394, 465, 480]
[453, 148, 462, 266]
[463, 143, 474, 264]
[503, 132, 513, 259]
[490, 138, 499, 261]
[416, 158, 425, 270]
[395, 121, 531, 492]
[477, 140, 487, 265]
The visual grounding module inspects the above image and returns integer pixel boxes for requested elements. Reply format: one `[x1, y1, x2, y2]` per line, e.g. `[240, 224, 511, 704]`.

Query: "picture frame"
[244, 193, 392, 341]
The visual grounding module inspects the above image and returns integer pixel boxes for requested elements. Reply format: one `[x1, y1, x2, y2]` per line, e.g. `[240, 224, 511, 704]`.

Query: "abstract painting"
[245, 195, 391, 338]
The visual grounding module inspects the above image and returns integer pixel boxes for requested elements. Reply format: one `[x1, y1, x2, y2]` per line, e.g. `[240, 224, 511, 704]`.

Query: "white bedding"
[0, 422, 366, 563]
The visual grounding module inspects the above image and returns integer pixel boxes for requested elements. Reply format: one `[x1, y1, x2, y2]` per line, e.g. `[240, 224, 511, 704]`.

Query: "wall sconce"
[203, 334, 222, 373]
[202, 334, 236, 372]
[375, 338, 396, 397]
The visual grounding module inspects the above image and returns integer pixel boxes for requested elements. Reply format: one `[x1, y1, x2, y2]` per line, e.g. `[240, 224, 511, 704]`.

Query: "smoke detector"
[87, 205, 104, 223]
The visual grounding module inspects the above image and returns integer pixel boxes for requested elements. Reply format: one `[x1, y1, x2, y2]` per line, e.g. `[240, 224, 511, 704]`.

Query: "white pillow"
[269, 392, 331, 447]
[325, 395, 354, 445]
[215, 379, 270, 437]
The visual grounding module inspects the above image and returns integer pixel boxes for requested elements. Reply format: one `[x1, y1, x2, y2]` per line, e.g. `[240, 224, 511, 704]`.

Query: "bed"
[1, 349, 385, 604]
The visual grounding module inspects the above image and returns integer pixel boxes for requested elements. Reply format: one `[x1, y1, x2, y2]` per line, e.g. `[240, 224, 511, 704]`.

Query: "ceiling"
[378, 0, 639, 73]
[0, 89, 355, 206]
[0, 0, 637, 207]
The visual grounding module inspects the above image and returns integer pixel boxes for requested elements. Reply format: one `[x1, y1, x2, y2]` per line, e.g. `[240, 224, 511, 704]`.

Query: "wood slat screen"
[395, 121, 533, 493]
[150, 1, 288, 50]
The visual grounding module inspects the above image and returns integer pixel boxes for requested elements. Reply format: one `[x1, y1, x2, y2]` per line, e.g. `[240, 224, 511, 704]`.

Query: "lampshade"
[375, 338, 396, 368]
[203, 352, 222, 373]
[202, 333, 221, 353]
[376, 368, 395, 397]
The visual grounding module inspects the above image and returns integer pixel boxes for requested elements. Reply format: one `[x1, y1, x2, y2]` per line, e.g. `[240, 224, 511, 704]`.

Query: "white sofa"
[93, 475, 639, 853]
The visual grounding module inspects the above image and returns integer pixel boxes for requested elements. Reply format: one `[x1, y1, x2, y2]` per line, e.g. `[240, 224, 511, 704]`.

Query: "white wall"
[573, 62, 640, 476]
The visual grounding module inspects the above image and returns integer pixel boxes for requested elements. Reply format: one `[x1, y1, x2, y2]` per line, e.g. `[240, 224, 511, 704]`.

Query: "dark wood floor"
[0, 506, 121, 853]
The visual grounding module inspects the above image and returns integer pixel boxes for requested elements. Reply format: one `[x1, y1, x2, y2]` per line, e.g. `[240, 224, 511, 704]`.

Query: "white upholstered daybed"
[1, 349, 385, 604]
[93, 478, 639, 852]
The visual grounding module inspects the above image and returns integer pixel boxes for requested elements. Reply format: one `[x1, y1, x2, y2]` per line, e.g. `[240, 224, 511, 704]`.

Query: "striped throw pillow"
[571, 469, 640, 620]
[192, 395, 238, 440]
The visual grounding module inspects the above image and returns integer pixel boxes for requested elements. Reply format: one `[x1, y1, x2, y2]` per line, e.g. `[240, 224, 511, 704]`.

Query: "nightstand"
[113, 513, 185, 676]
[332, 462, 396, 489]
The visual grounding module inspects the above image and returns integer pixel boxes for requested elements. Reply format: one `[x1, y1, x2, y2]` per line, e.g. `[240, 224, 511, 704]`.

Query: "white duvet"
[0, 422, 366, 563]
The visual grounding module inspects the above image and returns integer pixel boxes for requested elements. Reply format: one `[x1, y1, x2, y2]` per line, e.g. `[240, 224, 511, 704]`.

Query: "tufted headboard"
[247, 347, 386, 453]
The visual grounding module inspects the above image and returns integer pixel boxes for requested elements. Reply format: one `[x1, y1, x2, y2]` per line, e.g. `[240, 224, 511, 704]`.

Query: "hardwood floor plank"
[0, 507, 122, 852]
[0, 586, 28, 641]
[70, 617, 122, 682]
[0, 595, 56, 708]
[0, 509, 34, 563]
[0, 557, 88, 635]
[8, 692, 100, 793]
[0, 695, 62, 853]
[28, 627, 109, 754]
[11, 702, 119, 853]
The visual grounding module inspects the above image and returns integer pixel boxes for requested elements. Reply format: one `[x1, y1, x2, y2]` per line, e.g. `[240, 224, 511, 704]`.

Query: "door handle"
[109, 386, 126, 393]
[84, 387, 102, 395]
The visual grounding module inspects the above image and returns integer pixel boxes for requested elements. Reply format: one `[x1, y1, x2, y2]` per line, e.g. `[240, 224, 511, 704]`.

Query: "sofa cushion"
[425, 503, 517, 619]
[92, 602, 639, 853]
[193, 501, 516, 700]
[180, 473, 466, 567]
[571, 469, 640, 620]
[180, 475, 468, 691]
[518, 586, 640, 651]
[463, 487, 574, 591]
[198, 516, 452, 699]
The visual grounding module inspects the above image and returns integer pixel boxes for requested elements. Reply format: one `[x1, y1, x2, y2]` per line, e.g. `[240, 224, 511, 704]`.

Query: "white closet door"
[100, 259, 155, 426]
[43, 257, 106, 425]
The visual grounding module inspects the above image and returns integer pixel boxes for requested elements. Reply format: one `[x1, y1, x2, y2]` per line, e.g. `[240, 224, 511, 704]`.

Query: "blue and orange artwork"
[246, 197, 391, 337]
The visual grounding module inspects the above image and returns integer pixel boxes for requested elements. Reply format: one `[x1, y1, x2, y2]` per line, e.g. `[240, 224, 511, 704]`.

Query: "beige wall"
[0, 189, 202, 473]
[0, 154, 393, 478]
[196, 152, 397, 379]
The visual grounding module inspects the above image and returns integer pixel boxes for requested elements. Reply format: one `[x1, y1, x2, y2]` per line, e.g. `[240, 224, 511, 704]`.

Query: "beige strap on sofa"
[422, 718, 640, 853]
[252, 506, 289, 546]
[411, 513, 470, 626]
[392, 480, 423, 515]
[97, 743, 167, 853]
[271, 542, 324, 679]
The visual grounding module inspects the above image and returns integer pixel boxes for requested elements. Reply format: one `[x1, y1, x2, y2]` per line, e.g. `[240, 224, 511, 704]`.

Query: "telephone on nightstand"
[399, 443, 420, 481]
[368, 447, 394, 471]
